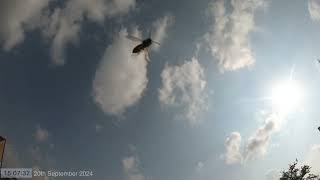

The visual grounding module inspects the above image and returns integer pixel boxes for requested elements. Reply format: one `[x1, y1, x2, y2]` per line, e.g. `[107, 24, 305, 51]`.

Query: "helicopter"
[126, 33, 160, 54]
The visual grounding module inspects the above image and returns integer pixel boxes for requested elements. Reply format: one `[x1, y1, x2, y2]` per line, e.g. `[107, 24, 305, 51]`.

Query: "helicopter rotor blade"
[126, 35, 143, 42]
[152, 40, 160, 45]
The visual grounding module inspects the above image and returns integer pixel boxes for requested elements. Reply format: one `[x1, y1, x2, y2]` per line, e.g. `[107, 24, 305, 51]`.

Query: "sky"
[0, 0, 320, 180]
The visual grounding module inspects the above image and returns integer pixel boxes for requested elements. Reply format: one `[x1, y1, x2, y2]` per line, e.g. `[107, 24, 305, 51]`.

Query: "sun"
[271, 80, 303, 114]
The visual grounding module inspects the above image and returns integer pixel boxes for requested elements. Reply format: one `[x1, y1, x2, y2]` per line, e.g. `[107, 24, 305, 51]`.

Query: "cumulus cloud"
[0, 0, 51, 50]
[122, 156, 145, 180]
[223, 113, 282, 165]
[205, 0, 265, 71]
[93, 29, 148, 116]
[93, 14, 174, 116]
[151, 14, 174, 51]
[196, 161, 204, 173]
[305, 145, 320, 173]
[0, 0, 136, 65]
[224, 132, 243, 165]
[308, 0, 320, 21]
[158, 58, 207, 125]
[43, 0, 136, 65]
[35, 126, 49, 142]
[243, 113, 280, 161]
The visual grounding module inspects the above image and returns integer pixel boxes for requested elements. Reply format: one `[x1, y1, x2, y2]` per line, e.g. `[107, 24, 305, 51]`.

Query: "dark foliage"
[280, 160, 320, 180]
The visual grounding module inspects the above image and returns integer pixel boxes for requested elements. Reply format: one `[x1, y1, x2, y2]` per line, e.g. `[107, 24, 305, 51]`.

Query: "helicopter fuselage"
[132, 38, 152, 53]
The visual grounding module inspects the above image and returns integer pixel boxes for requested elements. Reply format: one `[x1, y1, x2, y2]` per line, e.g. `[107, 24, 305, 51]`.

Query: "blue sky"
[1, 0, 320, 180]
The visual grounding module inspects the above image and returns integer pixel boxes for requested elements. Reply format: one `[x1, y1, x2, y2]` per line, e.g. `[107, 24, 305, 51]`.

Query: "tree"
[280, 160, 320, 180]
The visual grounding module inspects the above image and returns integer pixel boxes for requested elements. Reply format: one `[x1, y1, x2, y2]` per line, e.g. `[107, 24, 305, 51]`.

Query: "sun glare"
[271, 80, 303, 114]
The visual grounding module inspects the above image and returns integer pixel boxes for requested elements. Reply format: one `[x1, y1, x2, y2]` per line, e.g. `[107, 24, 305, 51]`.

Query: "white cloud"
[224, 132, 243, 165]
[35, 126, 49, 142]
[244, 113, 280, 161]
[0, 0, 136, 65]
[93, 29, 148, 116]
[44, 7, 81, 65]
[93, 14, 174, 117]
[305, 144, 320, 174]
[0, 0, 51, 50]
[151, 14, 174, 51]
[223, 113, 282, 165]
[158, 58, 207, 125]
[122, 156, 145, 180]
[205, 0, 265, 71]
[196, 161, 204, 173]
[43, 0, 136, 65]
[108, 0, 137, 16]
[308, 0, 320, 21]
